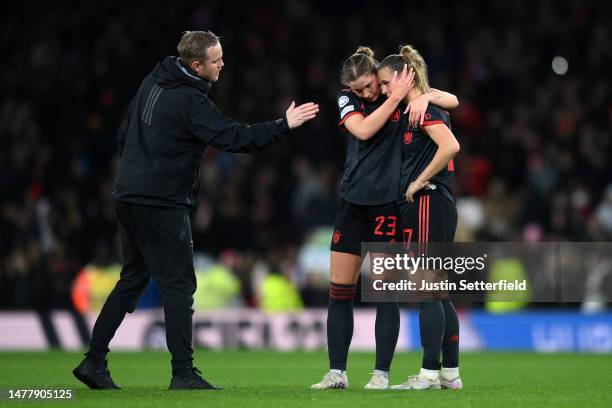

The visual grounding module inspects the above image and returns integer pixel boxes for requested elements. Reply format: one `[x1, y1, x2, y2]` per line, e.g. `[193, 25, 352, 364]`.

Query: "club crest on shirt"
[338, 95, 350, 108]
[404, 130, 413, 144]
[390, 109, 400, 122]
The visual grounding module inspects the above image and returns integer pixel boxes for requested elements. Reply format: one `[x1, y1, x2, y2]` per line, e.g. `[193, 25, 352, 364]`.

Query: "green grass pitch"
[1, 351, 611, 407]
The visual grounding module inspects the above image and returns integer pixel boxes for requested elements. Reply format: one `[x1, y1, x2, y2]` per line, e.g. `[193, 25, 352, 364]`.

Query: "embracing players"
[311, 46, 459, 390]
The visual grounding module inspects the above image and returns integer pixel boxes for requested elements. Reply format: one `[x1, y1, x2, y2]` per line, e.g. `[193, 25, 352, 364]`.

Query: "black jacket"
[114, 56, 290, 208]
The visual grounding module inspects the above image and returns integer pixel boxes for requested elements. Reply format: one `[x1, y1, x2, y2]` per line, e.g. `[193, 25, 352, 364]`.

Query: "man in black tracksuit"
[72, 31, 318, 390]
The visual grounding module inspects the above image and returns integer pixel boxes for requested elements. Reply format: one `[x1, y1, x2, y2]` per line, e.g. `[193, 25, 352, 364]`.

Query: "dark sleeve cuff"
[276, 117, 290, 134]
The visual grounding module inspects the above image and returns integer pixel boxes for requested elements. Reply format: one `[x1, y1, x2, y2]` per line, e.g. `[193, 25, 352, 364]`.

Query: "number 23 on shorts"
[373, 215, 397, 236]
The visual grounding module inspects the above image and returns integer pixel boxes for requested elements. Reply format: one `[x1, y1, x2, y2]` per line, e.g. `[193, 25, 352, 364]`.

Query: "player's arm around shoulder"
[405, 89, 459, 128]
[427, 88, 459, 110]
[341, 93, 401, 142]
[342, 66, 414, 141]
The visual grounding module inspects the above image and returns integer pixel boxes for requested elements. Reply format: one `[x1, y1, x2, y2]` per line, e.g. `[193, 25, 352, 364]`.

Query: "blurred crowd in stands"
[1, 1, 611, 310]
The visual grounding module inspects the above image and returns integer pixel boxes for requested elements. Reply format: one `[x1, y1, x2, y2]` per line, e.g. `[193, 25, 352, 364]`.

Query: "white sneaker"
[440, 375, 463, 390]
[390, 374, 441, 390]
[364, 371, 389, 389]
[310, 370, 348, 389]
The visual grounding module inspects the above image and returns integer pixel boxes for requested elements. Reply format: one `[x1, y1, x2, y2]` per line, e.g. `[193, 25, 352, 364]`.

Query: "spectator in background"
[0, 1, 610, 311]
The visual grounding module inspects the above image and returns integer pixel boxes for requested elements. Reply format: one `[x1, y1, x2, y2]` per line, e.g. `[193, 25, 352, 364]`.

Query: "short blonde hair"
[177, 31, 220, 65]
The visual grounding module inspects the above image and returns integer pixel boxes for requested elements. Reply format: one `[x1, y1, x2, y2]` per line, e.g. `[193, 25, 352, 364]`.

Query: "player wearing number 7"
[377, 45, 463, 391]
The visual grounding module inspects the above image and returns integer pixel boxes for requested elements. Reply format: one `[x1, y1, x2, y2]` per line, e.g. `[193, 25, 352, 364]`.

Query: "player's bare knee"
[330, 251, 361, 284]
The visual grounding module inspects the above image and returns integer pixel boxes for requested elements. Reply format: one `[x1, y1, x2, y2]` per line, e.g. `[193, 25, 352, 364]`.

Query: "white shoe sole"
[390, 384, 441, 390]
[311, 384, 348, 390]
[364, 384, 388, 390]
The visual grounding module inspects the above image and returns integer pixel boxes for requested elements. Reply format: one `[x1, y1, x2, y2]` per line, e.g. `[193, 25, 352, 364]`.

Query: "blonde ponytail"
[379, 44, 430, 94]
[399, 45, 429, 93]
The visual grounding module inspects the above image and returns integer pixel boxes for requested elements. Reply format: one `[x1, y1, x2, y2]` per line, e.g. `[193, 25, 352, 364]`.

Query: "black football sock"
[418, 301, 444, 370]
[441, 300, 460, 368]
[374, 302, 399, 372]
[327, 282, 356, 371]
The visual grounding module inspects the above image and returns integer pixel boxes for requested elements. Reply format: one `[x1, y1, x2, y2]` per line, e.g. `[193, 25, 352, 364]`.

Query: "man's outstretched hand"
[286, 101, 319, 129]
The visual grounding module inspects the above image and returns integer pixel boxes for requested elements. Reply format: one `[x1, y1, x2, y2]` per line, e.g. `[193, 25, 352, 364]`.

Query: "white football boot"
[364, 371, 389, 389]
[390, 372, 441, 390]
[311, 370, 348, 389]
[440, 374, 463, 389]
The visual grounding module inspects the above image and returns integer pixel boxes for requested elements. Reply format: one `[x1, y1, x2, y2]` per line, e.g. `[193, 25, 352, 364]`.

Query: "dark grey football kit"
[330, 89, 405, 255]
[327, 89, 406, 374]
[397, 104, 460, 372]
